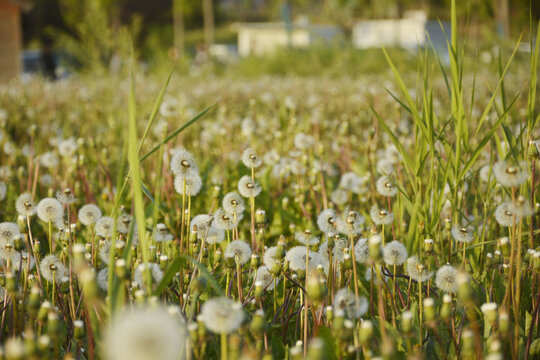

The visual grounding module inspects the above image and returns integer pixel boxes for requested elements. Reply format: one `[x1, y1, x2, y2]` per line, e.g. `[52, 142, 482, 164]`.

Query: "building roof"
[4, 0, 33, 11]
[236, 22, 340, 32]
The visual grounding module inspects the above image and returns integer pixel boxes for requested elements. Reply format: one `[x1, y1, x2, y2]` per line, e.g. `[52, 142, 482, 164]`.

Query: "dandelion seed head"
[222, 192, 246, 215]
[58, 138, 78, 157]
[495, 202, 516, 227]
[339, 172, 359, 191]
[354, 238, 369, 264]
[154, 223, 173, 242]
[294, 132, 315, 150]
[263, 246, 281, 269]
[95, 216, 114, 238]
[493, 161, 528, 187]
[116, 214, 133, 235]
[317, 209, 337, 234]
[383, 241, 407, 266]
[337, 210, 365, 235]
[254, 265, 276, 290]
[78, 204, 102, 226]
[134, 263, 164, 289]
[174, 173, 202, 196]
[36, 198, 64, 223]
[40, 152, 59, 168]
[451, 225, 474, 243]
[170, 149, 198, 177]
[200, 297, 244, 334]
[40, 255, 67, 283]
[0, 181, 5, 201]
[238, 175, 262, 198]
[204, 226, 225, 244]
[224, 240, 252, 265]
[295, 230, 319, 246]
[435, 264, 458, 293]
[0, 222, 20, 244]
[241, 148, 262, 168]
[10, 252, 35, 270]
[333, 288, 368, 319]
[212, 208, 239, 231]
[370, 205, 394, 225]
[104, 305, 186, 360]
[376, 176, 397, 197]
[285, 246, 325, 272]
[97, 268, 108, 291]
[510, 196, 535, 218]
[190, 214, 213, 234]
[406, 256, 433, 282]
[330, 189, 348, 205]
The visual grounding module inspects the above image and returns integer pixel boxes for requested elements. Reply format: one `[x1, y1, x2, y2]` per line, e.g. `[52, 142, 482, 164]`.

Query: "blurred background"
[0, 0, 539, 81]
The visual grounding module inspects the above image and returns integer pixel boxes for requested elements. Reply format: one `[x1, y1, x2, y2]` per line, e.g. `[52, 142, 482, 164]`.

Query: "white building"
[352, 11, 428, 49]
[236, 21, 342, 57]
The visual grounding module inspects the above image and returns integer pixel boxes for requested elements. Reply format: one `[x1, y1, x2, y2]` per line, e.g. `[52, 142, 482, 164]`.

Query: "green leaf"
[138, 62, 177, 154]
[271, 334, 286, 359]
[140, 104, 214, 162]
[155, 257, 187, 295]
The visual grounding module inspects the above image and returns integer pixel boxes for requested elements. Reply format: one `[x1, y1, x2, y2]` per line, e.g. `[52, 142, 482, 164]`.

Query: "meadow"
[0, 5, 540, 360]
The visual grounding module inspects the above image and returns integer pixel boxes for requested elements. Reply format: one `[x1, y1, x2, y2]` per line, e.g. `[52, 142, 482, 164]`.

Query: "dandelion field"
[1, 5, 540, 360]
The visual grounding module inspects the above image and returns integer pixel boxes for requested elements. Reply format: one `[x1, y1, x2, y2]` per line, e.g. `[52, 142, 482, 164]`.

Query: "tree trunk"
[495, 0, 510, 37]
[173, 0, 184, 58]
[203, 0, 215, 49]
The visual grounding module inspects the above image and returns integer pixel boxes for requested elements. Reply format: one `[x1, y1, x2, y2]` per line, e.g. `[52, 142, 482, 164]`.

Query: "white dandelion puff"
[383, 241, 407, 266]
[339, 172, 360, 191]
[285, 246, 324, 272]
[222, 192, 246, 215]
[406, 256, 433, 282]
[494, 202, 516, 227]
[36, 198, 64, 223]
[104, 306, 186, 360]
[154, 223, 174, 242]
[134, 263, 164, 289]
[97, 268, 108, 291]
[224, 240, 252, 265]
[0, 222, 20, 244]
[376, 176, 398, 197]
[117, 214, 133, 235]
[330, 189, 348, 205]
[212, 208, 239, 231]
[354, 238, 369, 264]
[370, 205, 394, 226]
[200, 297, 244, 334]
[238, 175, 262, 198]
[95, 216, 114, 238]
[263, 246, 281, 269]
[333, 288, 368, 319]
[204, 226, 225, 244]
[294, 230, 319, 246]
[317, 209, 337, 234]
[16, 193, 36, 217]
[254, 265, 276, 290]
[451, 225, 475, 244]
[190, 214, 214, 235]
[78, 204, 102, 226]
[40, 255, 67, 283]
[493, 161, 528, 187]
[241, 148, 262, 168]
[174, 174, 202, 196]
[337, 210, 365, 235]
[170, 149, 198, 177]
[435, 264, 458, 293]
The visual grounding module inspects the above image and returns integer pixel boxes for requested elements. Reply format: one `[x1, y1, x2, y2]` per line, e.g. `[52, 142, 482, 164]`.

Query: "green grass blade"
[138, 62, 177, 154]
[140, 104, 214, 162]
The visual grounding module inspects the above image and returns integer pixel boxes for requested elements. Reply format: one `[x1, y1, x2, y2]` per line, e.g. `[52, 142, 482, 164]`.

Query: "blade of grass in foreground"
[127, 64, 151, 292]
